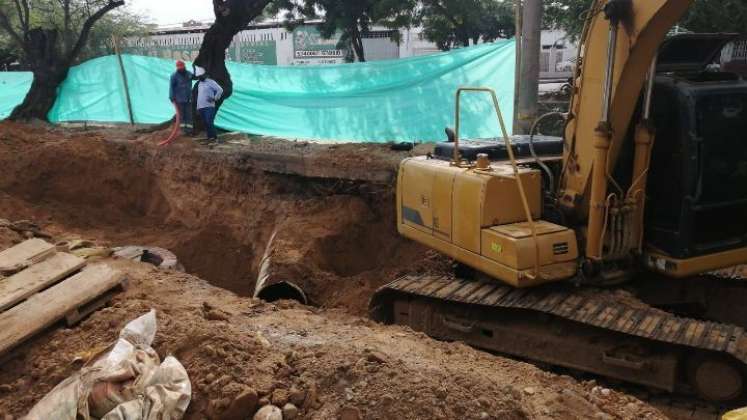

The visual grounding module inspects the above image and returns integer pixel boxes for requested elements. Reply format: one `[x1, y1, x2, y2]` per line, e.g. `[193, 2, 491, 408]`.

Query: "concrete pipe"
[253, 230, 308, 305]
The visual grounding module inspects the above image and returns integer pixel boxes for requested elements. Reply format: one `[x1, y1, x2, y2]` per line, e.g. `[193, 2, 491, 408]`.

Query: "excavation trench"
[0, 124, 434, 314]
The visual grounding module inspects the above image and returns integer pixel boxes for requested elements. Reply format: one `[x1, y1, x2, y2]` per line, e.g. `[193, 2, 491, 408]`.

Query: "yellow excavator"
[371, 0, 747, 403]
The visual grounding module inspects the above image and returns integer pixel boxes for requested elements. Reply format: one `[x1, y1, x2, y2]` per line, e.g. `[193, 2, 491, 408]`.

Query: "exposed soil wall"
[0, 121, 440, 313]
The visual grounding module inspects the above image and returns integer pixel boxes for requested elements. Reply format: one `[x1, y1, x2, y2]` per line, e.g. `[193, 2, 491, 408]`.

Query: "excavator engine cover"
[398, 157, 578, 287]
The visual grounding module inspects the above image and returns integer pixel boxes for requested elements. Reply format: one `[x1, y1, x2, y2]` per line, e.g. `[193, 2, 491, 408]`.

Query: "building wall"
[123, 23, 404, 66]
[539, 30, 578, 81]
[722, 39, 747, 76]
[123, 22, 574, 79]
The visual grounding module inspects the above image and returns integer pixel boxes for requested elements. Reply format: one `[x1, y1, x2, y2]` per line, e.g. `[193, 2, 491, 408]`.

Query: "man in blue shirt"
[195, 66, 224, 143]
[169, 61, 193, 134]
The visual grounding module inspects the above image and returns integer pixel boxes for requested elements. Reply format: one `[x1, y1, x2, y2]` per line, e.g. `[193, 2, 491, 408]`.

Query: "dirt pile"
[0, 256, 665, 419]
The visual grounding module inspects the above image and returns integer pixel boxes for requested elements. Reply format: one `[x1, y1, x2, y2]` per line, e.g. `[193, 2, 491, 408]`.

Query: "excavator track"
[370, 275, 747, 403]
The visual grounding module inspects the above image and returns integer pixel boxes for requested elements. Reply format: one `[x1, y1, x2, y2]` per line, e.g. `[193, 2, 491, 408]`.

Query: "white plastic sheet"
[26, 310, 191, 420]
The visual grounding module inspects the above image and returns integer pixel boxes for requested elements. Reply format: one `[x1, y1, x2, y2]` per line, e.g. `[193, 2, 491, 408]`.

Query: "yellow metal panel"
[482, 167, 542, 226]
[453, 171, 484, 253]
[399, 159, 434, 234]
[399, 223, 576, 287]
[645, 246, 747, 279]
[481, 222, 578, 270]
[432, 166, 457, 240]
[491, 220, 567, 238]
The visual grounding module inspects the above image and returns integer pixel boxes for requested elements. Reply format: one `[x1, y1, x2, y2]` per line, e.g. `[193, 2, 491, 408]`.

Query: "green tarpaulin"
[1, 40, 516, 142]
[0, 72, 32, 120]
[50, 55, 132, 123]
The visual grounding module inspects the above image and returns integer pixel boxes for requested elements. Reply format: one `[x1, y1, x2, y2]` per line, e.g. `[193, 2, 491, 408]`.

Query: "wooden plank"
[65, 288, 120, 326]
[0, 239, 56, 274]
[0, 253, 86, 311]
[0, 264, 125, 357]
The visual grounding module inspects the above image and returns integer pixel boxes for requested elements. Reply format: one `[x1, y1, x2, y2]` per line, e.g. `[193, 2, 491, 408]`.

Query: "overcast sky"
[127, 0, 216, 25]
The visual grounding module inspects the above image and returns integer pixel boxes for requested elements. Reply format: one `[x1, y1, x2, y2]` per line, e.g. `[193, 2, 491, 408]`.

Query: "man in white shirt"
[194, 66, 224, 143]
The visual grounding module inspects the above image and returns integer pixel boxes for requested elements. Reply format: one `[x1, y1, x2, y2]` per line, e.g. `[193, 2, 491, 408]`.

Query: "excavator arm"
[559, 0, 692, 265]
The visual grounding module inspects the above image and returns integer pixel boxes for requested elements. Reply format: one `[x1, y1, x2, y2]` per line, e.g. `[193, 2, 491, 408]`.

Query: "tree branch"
[429, 1, 460, 28]
[20, 0, 28, 31]
[11, 0, 23, 31]
[9, 0, 28, 33]
[0, 6, 25, 51]
[213, 0, 228, 19]
[63, 0, 72, 52]
[67, 0, 124, 61]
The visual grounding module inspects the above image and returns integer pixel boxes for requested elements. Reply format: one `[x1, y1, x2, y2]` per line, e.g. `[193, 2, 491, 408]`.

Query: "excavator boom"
[561, 0, 692, 263]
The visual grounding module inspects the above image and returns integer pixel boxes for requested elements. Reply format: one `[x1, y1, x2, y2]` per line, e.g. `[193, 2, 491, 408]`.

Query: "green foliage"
[543, 0, 594, 41]
[681, 0, 747, 34]
[84, 8, 153, 60]
[418, 0, 516, 51]
[0, 0, 142, 63]
[0, 33, 19, 68]
[271, 0, 416, 61]
[543, 0, 747, 41]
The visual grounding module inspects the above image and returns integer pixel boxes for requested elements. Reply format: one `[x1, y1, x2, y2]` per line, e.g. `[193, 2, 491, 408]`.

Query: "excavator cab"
[642, 34, 747, 275]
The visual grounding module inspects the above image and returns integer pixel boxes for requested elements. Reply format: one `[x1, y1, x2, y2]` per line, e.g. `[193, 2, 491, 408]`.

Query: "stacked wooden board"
[0, 238, 126, 358]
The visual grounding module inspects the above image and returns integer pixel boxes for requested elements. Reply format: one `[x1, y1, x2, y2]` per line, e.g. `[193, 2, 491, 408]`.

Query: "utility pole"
[513, 0, 523, 131]
[516, 0, 542, 134]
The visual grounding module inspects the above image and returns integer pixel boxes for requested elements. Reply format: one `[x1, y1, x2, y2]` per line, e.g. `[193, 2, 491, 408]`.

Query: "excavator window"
[646, 80, 747, 257]
[696, 92, 747, 203]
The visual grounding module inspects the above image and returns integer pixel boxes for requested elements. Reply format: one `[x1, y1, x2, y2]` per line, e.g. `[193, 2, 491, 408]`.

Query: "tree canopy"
[0, 0, 126, 119]
[271, 0, 415, 62]
[0, 32, 18, 69]
[681, 0, 747, 34]
[544, 0, 747, 40]
[418, 0, 516, 50]
[0, 2, 148, 65]
[84, 9, 152, 60]
[543, 0, 593, 41]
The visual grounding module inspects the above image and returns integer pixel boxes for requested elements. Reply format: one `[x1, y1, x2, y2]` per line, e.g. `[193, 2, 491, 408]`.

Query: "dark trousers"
[176, 101, 192, 126]
[199, 107, 217, 140]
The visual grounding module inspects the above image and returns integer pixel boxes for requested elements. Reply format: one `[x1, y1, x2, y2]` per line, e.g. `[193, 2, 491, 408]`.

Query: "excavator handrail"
[454, 87, 542, 280]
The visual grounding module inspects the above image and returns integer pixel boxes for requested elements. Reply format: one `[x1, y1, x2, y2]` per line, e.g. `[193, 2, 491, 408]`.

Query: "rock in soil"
[222, 387, 259, 420]
[271, 388, 289, 407]
[253, 405, 282, 420]
[282, 403, 299, 419]
[340, 406, 362, 420]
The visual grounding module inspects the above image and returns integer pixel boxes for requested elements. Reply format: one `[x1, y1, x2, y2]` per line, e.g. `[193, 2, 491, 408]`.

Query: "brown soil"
[0, 121, 684, 418]
[0, 121, 436, 312]
[0, 257, 665, 419]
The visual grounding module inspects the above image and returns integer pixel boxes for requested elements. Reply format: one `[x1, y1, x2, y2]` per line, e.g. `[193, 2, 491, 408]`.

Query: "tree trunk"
[351, 27, 366, 62]
[6, 1, 124, 121]
[191, 0, 272, 134]
[9, 29, 66, 121]
[10, 69, 68, 120]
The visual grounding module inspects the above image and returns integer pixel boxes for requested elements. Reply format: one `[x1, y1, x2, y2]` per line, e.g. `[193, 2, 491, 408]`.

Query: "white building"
[123, 21, 410, 66]
[722, 38, 747, 74]
[540, 30, 578, 81]
[123, 21, 576, 79]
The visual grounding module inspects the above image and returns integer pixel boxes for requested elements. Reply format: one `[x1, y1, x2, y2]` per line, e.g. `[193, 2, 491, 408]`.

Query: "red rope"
[158, 101, 182, 147]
